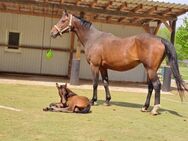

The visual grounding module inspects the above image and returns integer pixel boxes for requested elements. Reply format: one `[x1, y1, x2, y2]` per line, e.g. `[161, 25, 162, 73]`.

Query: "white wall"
[0, 13, 69, 75]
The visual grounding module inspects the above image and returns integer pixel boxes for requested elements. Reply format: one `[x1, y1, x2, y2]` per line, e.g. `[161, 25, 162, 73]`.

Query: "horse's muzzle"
[51, 32, 58, 38]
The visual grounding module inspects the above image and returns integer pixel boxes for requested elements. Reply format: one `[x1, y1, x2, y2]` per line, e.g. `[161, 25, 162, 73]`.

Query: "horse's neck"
[73, 20, 102, 46]
[66, 88, 77, 98]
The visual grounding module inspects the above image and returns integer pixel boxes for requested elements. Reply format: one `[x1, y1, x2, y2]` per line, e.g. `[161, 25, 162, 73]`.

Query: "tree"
[157, 17, 188, 60]
[175, 17, 188, 60]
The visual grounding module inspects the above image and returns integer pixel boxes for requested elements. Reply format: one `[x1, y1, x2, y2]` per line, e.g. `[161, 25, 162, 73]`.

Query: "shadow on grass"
[97, 100, 184, 117]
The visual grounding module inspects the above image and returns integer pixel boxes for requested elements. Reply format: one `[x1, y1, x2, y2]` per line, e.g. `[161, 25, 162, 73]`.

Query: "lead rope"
[46, 5, 54, 59]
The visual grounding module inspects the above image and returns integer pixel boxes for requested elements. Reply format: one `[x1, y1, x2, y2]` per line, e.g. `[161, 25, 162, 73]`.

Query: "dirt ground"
[0, 72, 174, 94]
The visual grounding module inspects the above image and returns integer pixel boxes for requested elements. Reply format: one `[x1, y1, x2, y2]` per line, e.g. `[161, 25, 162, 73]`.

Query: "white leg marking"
[151, 104, 160, 115]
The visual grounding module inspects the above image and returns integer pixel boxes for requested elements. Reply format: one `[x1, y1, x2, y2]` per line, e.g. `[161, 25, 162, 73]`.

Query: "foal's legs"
[90, 64, 99, 105]
[141, 80, 153, 112]
[49, 102, 64, 108]
[51, 107, 72, 113]
[100, 68, 111, 106]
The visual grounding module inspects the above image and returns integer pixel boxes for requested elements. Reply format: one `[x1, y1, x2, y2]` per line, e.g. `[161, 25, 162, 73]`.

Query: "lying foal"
[43, 83, 91, 113]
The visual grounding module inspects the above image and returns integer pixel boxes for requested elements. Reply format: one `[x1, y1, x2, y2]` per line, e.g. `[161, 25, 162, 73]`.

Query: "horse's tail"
[74, 104, 91, 114]
[161, 38, 188, 101]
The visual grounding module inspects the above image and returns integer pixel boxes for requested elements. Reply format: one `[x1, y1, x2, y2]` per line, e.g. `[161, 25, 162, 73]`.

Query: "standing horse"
[50, 11, 188, 115]
[44, 83, 91, 113]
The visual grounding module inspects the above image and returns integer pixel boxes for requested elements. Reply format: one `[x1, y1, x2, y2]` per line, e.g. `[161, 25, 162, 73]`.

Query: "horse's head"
[50, 10, 73, 38]
[56, 83, 68, 104]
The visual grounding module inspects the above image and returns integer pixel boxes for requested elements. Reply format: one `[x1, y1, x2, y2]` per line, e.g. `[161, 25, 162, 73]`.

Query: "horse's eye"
[61, 19, 66, 23]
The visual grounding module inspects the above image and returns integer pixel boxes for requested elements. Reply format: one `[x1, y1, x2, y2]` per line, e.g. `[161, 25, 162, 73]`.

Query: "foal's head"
[51, 10, 73, 38]
[56, 83, 68, 104]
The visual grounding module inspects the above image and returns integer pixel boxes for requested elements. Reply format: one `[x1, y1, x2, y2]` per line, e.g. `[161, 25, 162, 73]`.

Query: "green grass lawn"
[0, 84, 188, 141]
[179, 66, 188, 80]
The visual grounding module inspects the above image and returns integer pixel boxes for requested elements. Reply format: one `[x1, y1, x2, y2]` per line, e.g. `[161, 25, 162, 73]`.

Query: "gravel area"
[0, 73, 174, 94]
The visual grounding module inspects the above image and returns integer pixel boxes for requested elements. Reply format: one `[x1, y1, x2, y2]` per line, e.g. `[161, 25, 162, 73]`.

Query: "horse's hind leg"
[100, 68, 111, 106]
[147, 69, 161, 115]
[141, 80, 153, 112]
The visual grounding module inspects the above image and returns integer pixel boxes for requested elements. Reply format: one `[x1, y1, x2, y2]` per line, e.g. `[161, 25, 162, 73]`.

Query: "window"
[8, 32, 20, 49]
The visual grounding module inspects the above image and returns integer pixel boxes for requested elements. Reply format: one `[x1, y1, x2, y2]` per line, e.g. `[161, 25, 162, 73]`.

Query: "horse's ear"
[65, 83, 67, 88]
[63, 9, 68, 16]
[56, 83, 59, 88]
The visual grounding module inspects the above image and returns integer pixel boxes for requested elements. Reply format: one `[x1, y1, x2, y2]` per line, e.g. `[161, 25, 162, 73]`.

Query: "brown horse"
[44, 83, 91, 113]
[50, 10, 188, 115]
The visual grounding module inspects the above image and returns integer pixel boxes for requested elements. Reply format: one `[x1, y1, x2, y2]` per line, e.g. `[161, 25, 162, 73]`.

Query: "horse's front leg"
[90, 64, 99, 105]
[49, 102, 65, 108]
[51, 107, 72, 113]
[43, 102, 64, 111]
[100, 68, 111, 106]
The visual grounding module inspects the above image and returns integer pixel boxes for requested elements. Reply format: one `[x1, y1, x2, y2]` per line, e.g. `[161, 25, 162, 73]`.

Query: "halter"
[54, 14, 73, 36]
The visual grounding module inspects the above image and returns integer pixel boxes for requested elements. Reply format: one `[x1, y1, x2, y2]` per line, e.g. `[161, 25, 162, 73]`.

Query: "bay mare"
[50, 11, 188, 115]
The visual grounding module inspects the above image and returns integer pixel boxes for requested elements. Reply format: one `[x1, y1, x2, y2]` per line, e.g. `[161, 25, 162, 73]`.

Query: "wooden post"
[143, 21, 161, 35]
[75, 39, 81, 59]
[162, 20, 172, 32]
[69, 40, 81, 85]
[154, 21, 161, 35]
[69, 11, 84, 85]
[170, 20, 176, 45]
[68, 32, 75, 78]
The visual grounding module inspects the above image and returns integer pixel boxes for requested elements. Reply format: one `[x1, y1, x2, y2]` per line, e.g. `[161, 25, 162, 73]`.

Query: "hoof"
[43, 107, 48, 111]
[141, 107, 148, 112]
[90, 101, 97, 106]
[151, 111, 159, 116]
[49, 103, 56, 107]
[103, 101, 111, 106]
[151, 104, 160, 116]
[43, 107, 53, 111]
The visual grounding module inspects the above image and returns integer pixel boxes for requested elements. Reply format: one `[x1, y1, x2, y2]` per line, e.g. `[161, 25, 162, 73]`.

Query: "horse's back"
[70, 95, 90, 107]
[89, 34, 140, 70]
[86, 32, 165, 71]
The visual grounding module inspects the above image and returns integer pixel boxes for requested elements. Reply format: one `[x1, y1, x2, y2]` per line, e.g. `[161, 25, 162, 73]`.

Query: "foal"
[44, 83, 91, 113]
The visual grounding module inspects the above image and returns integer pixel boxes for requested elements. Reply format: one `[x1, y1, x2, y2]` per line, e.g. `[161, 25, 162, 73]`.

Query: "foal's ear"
[56, 83, 59, 88]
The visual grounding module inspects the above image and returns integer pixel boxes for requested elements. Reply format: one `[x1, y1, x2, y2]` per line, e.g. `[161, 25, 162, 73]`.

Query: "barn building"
[0, 0, 188, 84]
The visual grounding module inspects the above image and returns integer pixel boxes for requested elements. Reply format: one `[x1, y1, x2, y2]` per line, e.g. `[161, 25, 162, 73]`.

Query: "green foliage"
[157, 17, 188, 60]
[157, 26, 170, 41]
[179, 66, 188, 80]
[176, 17, 188, 60]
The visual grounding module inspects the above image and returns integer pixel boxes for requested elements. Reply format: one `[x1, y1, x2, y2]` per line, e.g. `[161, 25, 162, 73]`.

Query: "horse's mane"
[74, 15, 92, 29]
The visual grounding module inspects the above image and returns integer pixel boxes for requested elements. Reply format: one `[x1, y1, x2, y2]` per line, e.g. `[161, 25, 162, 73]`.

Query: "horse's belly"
[102, 60, 140, 71]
